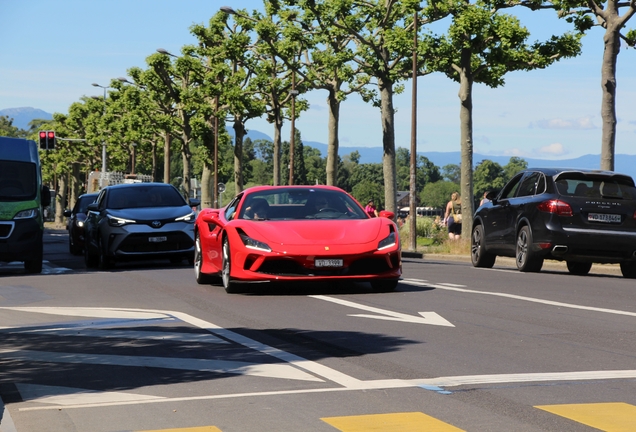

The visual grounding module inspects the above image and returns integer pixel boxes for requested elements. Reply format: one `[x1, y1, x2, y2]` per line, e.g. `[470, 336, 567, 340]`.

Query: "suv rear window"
[555, 174, 636, 199]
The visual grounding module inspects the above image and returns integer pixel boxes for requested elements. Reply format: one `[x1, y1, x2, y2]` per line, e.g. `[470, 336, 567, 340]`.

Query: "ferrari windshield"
[238, 188, 368, 220]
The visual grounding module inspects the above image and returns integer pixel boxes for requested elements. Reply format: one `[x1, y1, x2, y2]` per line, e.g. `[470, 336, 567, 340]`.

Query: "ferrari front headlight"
[378, 231, 397, 250]
[239, 232, 271, 252]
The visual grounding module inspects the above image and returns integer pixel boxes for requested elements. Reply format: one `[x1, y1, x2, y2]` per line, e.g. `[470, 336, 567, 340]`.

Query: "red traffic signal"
[47, 131, 56, 149]
[38, 130, 56, 150]
[39, 131, 47, 149]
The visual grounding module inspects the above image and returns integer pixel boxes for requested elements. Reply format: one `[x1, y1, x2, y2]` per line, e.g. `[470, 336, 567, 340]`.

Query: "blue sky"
[2, 0, 635, 161]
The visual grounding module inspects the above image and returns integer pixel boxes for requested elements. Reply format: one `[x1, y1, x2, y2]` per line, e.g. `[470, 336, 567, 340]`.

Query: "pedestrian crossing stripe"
[321, 412, 464, 431]
[535, 402, 636, 431]
[137, 427, 222, 432]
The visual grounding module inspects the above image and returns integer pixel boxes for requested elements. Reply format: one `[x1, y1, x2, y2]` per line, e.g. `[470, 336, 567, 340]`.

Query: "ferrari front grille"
[255, 257, 392, 277]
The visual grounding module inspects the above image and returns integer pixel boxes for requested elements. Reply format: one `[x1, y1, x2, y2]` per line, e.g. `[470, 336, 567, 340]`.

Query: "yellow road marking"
[321, 412, 464, 431]
[136, 427, 221, 432]
[536, 403, 636, 431]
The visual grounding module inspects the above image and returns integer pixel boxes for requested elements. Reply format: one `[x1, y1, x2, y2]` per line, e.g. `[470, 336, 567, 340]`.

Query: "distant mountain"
[0, 107, 52, 130]
[6, 107, 636, 181]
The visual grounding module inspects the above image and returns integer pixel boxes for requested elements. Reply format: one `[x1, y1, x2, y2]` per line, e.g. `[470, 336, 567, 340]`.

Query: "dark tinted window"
[107, 185, 186, 209]
[500, 174, 524, 200]
[517, 172, 541, 197]
[0, 161, 37, 200]
[76, 195, 97, 213]
[555, 173, 636, 199]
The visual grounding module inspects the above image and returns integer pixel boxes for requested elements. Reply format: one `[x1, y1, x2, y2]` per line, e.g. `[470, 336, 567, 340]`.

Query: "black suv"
[471, 168, 636, 278]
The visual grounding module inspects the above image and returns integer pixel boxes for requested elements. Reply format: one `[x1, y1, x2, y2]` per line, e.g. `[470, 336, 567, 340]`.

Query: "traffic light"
[39, 131, 47, 149]
[47, 130, 56, 149]
[38, 130, 56, 150]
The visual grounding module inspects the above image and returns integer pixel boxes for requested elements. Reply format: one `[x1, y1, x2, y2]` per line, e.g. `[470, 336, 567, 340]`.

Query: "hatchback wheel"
[84, 240, 98, 268]
[620, 262, 636, 279]
[98, 237, 114, 270]
[566, 261, 592, 276]
[516, 226, 543, 272]
[471, 224, 496, 268]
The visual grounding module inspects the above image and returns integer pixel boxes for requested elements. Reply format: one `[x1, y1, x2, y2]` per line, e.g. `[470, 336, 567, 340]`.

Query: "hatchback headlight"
[107, 215, 136, 227]
[175, 211, 196, 223]
[14, 208, 38, 219]
[239, 233, 271, 252]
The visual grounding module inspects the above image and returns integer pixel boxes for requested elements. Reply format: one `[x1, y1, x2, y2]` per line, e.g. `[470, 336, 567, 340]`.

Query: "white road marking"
[401, 279, 636, 318]
[3, 327, 229, 344]
[0, 307, 361, 387]
[310, 295, 454, 327]
[17, 369, 636, 412]
[0, 348, 322, 381]
[16, 384, 165, 406]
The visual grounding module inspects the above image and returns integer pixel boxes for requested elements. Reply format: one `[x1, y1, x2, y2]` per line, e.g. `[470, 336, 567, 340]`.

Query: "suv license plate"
[315, 259, 343, 268]
[588, 213, 621, 223]
[149, 236, 168, 242]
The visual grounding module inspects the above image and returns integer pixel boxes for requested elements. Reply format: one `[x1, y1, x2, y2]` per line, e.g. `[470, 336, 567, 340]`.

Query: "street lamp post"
[409, 11, 418, 251]
[92, 83, 111, 187]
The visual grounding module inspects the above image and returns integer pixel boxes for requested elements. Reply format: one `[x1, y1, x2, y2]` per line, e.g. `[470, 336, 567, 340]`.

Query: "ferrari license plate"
[315, 258, 343, 268]
[148, 236, 168, 242]
[588, 213, 621, 223]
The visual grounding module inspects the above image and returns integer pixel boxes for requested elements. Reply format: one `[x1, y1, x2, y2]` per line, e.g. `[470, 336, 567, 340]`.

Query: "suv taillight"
[537, 200, 573, 216]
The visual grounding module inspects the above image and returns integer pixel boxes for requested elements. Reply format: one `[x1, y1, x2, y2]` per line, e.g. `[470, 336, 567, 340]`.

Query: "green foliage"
[351, 181, 384, 209]
[398, 216, 446, 246]
[420, 180, 460, 210]
[0, 116, 26, 138]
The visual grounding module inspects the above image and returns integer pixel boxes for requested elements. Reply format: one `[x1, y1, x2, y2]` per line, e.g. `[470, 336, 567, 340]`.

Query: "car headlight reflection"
[378, 231, 397, 250]
[107, 215, 136, 227]
[14, 208, 38, 219]
[175, 211, 196, 223]
[239, 233, 271, 252]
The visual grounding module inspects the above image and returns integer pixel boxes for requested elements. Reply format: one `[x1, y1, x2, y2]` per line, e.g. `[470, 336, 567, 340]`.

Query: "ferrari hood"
[245, 219, 388, 246]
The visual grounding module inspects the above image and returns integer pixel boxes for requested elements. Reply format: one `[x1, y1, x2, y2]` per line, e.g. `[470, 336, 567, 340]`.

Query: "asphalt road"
[0, 229, 634, 431]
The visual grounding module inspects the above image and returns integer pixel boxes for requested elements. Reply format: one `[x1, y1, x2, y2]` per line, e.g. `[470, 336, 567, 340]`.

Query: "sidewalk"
[402, 250, 623, 276]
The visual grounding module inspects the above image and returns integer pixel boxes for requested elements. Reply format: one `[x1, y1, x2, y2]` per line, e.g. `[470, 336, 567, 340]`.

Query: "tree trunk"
[201, 165, 212, 209]
[54, 174, 67, 228]
[599, 20, 621, 171]
[233, 119, 246, 194]
[378, 76, 397, 214]
[458, 48, 475, 238]
[151, 140, 157, 182]
[326, 87, 340, 186]
[163, 133, 171, 184]
[273, 113, 283, 186]
[181, 143, 192, 199]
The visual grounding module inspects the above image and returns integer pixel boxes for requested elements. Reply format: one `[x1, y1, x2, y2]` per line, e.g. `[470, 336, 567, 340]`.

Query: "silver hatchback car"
[84, 183, 200, 269]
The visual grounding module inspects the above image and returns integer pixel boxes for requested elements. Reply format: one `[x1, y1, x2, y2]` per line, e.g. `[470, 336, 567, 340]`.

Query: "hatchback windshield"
[107, 186, 186, 209]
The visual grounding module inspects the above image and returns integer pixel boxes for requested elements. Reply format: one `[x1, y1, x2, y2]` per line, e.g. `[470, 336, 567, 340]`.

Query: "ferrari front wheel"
[222, 238, 238, 293]
[195, 233, 213, 285]
[370, 279, 398, 293]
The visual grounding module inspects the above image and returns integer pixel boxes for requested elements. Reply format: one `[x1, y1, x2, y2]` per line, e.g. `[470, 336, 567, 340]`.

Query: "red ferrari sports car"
[194, 185, 401, 293]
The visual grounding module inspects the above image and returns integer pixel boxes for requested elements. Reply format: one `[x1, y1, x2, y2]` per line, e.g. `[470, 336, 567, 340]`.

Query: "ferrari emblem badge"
[325, 246, 330, 251]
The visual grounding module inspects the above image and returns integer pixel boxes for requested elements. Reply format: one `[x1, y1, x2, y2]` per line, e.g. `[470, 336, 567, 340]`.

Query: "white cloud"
[530, 116, 597, 130]
[535, 143, 569, 157]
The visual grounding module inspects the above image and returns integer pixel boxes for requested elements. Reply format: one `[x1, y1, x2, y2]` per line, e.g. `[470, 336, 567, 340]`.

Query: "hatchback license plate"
[315, 258, 343, 268]
[149, 236, 168, 242]
[588, 213, 621, 223]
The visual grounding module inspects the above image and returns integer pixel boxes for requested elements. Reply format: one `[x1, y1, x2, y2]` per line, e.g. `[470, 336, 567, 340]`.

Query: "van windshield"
[0, 161, 37, 200]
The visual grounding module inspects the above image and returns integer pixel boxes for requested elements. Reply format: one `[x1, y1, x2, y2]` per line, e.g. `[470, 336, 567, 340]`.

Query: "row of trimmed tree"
[14, 0, 635, 235]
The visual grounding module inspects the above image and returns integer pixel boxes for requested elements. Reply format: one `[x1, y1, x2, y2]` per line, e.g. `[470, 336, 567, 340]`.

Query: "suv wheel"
[566, 261, 592, 276]
[471, 224, 496, 268]
[516, 226, 543, 272]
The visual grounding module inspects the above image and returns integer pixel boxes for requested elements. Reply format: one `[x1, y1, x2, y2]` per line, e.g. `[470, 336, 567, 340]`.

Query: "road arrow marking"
[309, 295, 454, 327]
